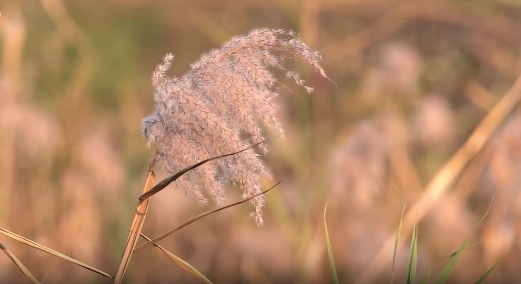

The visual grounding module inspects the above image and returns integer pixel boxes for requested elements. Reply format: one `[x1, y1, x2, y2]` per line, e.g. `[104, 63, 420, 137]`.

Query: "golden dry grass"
[2, 0, 521, 283]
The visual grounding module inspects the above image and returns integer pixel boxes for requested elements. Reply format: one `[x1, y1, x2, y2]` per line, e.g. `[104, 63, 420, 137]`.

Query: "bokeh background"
[1, 0, 521, 283]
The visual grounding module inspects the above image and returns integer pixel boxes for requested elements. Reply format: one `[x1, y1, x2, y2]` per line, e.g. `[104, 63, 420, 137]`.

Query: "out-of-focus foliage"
[1, 0, 521, 283]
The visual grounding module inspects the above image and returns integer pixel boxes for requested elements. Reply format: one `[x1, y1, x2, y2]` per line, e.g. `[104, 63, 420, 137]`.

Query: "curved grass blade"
[0, 240, 40, 284]
[432, 198, 494, 284]
[40, 272, 49, 284]
[474, 257, 503, 284]
[134, 180, 284, 252]
[139, 140, 266, 201]
[140, 234, 213, 284]
[432, 238, 469, 284]
[442, 242, 480, 259]
[418, 268, 431, 284]
[0, 227, 113, 279]
[323, 203, 339, 284]
[356, 69, 521, 284]
[406, 224, 418, 284]
[390, 195, 406, 284]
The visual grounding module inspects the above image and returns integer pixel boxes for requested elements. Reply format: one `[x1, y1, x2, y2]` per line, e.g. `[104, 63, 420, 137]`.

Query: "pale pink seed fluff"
[141, 28, 330, 226]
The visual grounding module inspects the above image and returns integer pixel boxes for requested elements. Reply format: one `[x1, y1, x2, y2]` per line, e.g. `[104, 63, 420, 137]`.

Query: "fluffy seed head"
[142, 28, 329, 225]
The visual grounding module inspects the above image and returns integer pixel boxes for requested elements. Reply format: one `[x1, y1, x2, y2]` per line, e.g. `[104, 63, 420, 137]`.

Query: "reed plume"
[142, 28, 329, 225]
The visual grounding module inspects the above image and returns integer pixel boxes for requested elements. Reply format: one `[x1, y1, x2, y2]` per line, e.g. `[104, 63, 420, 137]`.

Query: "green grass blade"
[323, 203, 339, 284]
[474, 257, 503, 284]
[432, 237, 470, 284]
[432, 197, 494, 284]
[442, 242, 480, 259]
[406, 224, 418, 284]
[390, 200, 406, 284]
[432, 198, 494, 284]
[418, 268, 431, 284]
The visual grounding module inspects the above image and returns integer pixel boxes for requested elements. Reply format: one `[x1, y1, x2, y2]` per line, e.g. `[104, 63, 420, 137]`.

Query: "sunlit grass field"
[1, 0, 521, 283]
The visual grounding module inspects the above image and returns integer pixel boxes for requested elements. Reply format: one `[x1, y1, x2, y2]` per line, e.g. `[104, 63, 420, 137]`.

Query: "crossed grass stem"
[114, 140, 284, 284]
[117, 27, 332, 283]
[142, 28, 331, 226]
[1, 28, 329, 283]
[0, 141, 282, 284]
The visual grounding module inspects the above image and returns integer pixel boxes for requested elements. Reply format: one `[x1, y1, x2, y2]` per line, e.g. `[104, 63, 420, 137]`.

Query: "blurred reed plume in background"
[2, 0, 521, 283]
[142, 29, 329, 225]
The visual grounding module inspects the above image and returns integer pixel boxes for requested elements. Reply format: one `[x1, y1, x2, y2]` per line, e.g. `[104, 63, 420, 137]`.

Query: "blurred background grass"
[1, 0, 521, 283]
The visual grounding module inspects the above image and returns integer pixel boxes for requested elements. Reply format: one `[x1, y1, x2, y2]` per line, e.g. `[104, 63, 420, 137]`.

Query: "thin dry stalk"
[139, 140, 265, 202]
[355, 73, 521, 284]
[113, 168, 155, 284]
[451, 149, 491, 204]
[140, 234, 213, 284]
[0, 226, 113, 279]
[465, 80, 499, 111]
[0, 240, 40, 284]
[134, 180, 284, 252]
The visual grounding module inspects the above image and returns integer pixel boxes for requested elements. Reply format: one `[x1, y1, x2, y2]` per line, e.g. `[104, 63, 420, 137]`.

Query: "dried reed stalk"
[116, 28, 327, 282]
[113, 166, 155, 284]
[355, 72, 521, 284]
[0, 226, 113, 279]
[134, 180, 283, 252]
[140, 234, 213, 284]
[139, 140, 265, 202]
[115, 152, 279, 283]
[0, 240, 40, 284]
